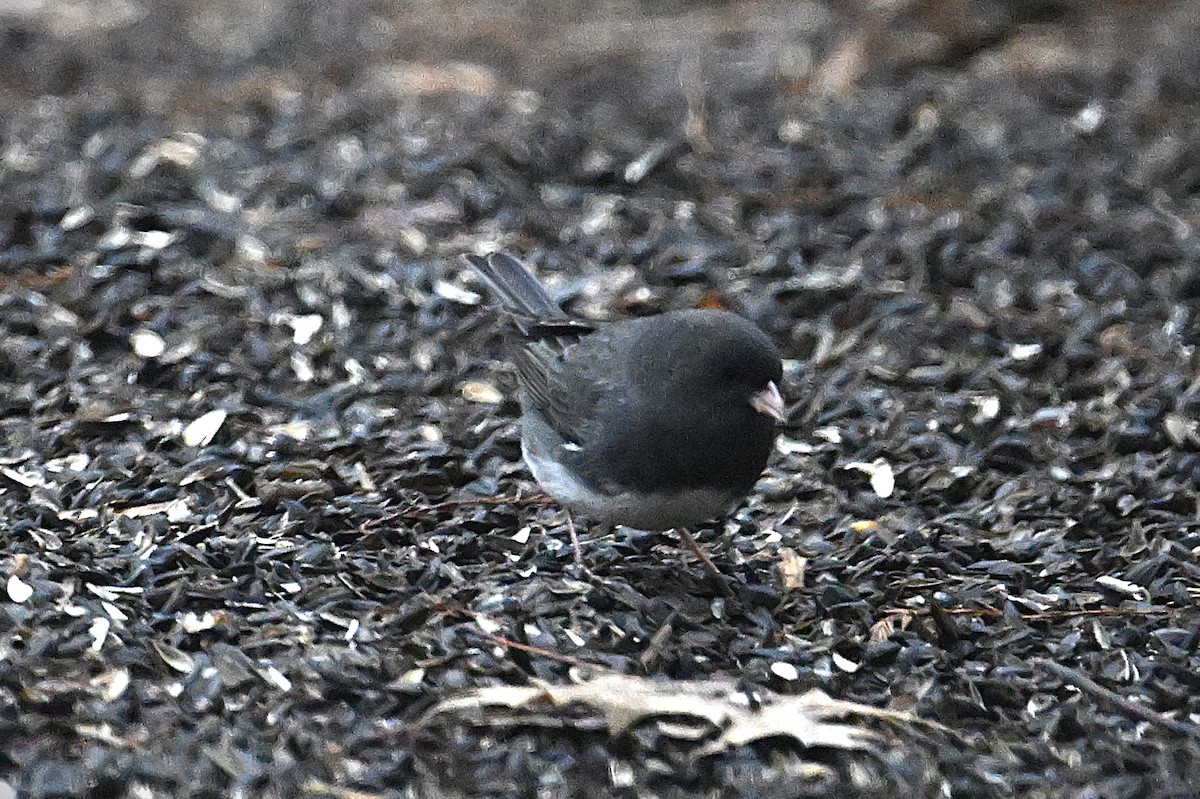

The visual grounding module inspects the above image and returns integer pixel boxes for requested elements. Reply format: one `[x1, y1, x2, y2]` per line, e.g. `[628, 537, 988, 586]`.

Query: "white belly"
[521, 437, 736, 530]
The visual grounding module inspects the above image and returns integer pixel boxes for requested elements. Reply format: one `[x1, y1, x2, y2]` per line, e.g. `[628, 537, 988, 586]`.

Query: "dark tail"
[461, 252, 561, 319]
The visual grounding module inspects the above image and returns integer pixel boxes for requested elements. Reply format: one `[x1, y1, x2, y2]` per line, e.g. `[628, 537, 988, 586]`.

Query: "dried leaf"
[775, 547, 807, 591]
[422, 673, 922, 755]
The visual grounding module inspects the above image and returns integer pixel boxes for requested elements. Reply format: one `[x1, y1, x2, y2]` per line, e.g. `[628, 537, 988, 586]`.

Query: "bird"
[462, 251, 784, 574]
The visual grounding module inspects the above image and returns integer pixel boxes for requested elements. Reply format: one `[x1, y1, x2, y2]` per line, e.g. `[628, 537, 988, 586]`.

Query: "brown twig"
[1039, 660, 1199, 738]
[360, 493, 553, 529]
[479, 634, 597, 670]
[301, 779, 388, 799]
[442, 603, 599, 669]
[676, 529, 734, 597]
[880, 606, 1172, 623]
[676, 528, 722, 577]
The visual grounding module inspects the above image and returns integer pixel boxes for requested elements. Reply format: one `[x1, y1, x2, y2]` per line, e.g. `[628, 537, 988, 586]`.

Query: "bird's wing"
[513, 332, 617, 447]
[461, 251, 618, 445]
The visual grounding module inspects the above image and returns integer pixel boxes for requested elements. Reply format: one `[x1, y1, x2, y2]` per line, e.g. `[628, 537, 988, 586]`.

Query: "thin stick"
[482, 634, 595, 669]
[880, 606, 1173, 623]
[360, 493, 552, 529]
[1040, 660, 1198, 737]
[566, 512, 584, 569]
[676, 528, 722, 577]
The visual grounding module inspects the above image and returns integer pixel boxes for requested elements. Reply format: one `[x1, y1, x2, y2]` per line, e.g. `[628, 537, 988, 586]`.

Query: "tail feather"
[461, 252, 561, 319]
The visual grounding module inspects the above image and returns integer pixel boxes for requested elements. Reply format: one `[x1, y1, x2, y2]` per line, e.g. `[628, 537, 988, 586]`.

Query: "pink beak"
[749, 381, 785, 423]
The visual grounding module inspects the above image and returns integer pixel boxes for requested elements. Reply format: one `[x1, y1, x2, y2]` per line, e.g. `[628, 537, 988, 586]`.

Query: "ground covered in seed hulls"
[2, 1, 1200, 797]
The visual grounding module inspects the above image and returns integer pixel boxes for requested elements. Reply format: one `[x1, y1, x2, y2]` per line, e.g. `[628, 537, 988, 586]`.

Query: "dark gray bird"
[463, 252, 784, 571]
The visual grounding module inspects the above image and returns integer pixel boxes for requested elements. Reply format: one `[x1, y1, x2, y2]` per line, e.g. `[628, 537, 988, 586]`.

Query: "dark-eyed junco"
[462, 252, 784, 570]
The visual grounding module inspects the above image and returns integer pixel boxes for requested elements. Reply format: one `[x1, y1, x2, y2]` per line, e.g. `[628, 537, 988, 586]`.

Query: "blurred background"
[4, 1, 1197, 110]
[3, 0, 1196, 287]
